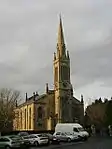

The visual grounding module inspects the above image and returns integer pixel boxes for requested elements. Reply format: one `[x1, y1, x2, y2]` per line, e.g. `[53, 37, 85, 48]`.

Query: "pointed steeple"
[57, 14, 66, 57]
[58, 14, 64, 45]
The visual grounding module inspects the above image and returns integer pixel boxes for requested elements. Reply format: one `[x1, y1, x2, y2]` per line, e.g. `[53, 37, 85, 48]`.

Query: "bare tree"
[0, 88, 22, 132]
[84, 98, 93, 109]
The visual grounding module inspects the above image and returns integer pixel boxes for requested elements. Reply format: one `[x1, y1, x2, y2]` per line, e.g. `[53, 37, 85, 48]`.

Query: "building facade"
[13, 16, 84, 131]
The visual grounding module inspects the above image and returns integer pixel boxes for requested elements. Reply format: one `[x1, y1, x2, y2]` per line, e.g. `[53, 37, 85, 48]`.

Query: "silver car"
[0, 135, 24, 149]
[53, 132, 71, 142]
[24, 134, 49, 146]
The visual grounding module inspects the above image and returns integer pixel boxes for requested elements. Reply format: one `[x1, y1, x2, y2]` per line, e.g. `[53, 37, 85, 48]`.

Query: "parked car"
[64, 132, 79, 142]
[43, 133, 53, 141]
[51, 136, 60, 144]
[18, 132, 29, 137]
[20, 136, 31, 147]
[43, 133, 60, 144]
[24, 134, 49, 146]
[0, 135, 24, 149]
[53, 132, 73, 142]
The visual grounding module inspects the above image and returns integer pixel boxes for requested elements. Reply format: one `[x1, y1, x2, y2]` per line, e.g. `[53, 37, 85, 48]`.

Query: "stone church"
[13, 16, 84, 131]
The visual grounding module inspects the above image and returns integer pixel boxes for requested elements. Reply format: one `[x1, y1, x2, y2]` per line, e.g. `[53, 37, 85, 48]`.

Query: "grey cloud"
[70, 36, 112, 88]
[0, 0, 112, 97]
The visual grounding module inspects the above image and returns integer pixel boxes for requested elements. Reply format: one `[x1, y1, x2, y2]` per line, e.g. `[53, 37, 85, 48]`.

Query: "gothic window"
[61, 66, 68, 80]
[29, 108, 31, 129]
[55, 67, 58, 82]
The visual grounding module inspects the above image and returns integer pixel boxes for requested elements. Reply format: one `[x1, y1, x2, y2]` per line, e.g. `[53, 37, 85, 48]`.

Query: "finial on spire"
[46, 83, 49, 94]
[54, 52, 56, 60]
[67, 50, 69, 59]
[81, 94, 84, 103]
[25, 92, 28, 101]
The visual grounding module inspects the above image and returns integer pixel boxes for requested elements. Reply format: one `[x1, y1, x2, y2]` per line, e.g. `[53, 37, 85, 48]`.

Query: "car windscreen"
[36, 134, 43, 137]
[29, 135, 37, 138]
[78, 127, 84, 131]
[65, 132, 73, 135]
[23, 136, 29, 139]
[9, 136, 22, 141]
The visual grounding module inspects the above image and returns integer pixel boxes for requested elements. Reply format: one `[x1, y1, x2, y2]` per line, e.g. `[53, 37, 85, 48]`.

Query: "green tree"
[0, 88, 21, 132]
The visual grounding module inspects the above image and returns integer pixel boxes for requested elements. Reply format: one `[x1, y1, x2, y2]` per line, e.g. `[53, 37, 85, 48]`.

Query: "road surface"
[30, 137, 112, 149]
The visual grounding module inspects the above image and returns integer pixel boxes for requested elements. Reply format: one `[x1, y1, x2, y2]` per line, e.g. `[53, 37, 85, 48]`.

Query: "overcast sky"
[0, 0, 112, 105]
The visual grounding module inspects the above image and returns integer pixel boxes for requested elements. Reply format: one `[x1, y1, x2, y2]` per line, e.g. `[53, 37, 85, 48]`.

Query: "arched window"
[29, 108, 31, 129]
[37, 107, 43, 127]
[20, 111, 22, 129]
[25, 109, 26, 129]
[16, 111, 19, 129]
[38, 107, 43, 119]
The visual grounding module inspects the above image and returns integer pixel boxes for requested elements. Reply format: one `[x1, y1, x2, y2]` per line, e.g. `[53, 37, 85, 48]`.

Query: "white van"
[55, 123, 89, 140]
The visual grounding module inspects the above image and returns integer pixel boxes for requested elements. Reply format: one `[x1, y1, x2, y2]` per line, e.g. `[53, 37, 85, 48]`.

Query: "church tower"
[53, 16, 73, 123]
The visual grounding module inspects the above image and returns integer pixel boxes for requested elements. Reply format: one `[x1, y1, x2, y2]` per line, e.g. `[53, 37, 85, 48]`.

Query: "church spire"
[57, 14, 66, 57]
[58, 14, 64, 45]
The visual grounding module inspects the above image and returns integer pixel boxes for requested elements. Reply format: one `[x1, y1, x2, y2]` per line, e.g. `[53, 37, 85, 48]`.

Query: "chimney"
[35, 91, 39, 96]
[46, 83, 49, 94]
[25, 92, 28, 102]
[33, 92, 35, 100]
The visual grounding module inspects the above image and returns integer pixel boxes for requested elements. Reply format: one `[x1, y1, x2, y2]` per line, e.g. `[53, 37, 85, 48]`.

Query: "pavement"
[30, 136, 112, 149]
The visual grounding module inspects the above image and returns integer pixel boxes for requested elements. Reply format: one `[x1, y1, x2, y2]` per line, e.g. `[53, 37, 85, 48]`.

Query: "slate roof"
[15, 91, 54, 109]
[72, 96, 81, 104]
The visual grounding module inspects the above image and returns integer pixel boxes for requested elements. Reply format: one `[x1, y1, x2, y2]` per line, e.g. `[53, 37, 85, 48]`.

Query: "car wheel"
[84, 137, 88, 141]
[34, 141, 39, 146]
[58, 139, 60, 142]
[46, 140, 50, 146]
[67, 138, 71, 142]
[57, 140, 60, 144]
[78, 135, 82, 141]
[5, 146, 11, 149]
